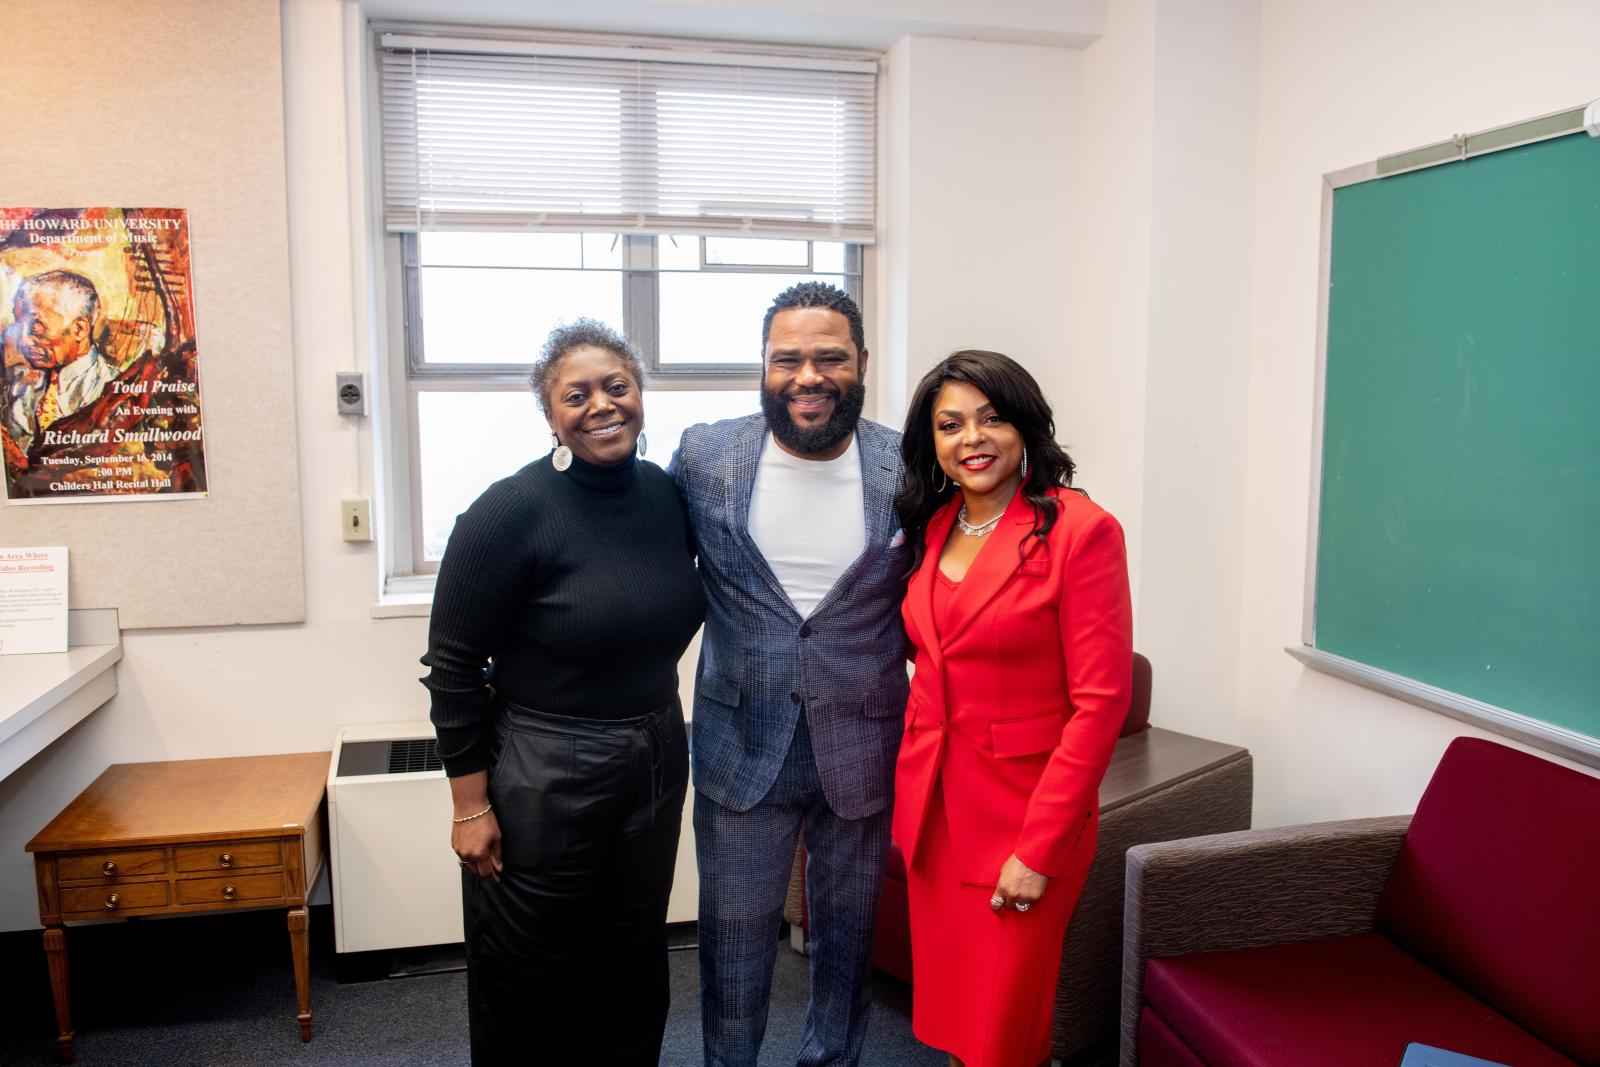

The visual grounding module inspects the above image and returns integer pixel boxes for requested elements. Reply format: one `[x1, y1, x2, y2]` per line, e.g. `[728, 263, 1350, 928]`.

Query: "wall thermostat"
[336, 372, 367, 416]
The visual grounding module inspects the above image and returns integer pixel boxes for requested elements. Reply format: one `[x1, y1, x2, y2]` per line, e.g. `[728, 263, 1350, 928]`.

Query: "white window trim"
[357, 23, 881, 603]
[385, 231, 862, 583]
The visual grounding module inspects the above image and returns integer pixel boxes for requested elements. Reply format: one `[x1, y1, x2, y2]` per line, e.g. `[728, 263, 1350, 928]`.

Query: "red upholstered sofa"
[787, 653, 1256, 1062]
[1123, 737, 1600, 1067]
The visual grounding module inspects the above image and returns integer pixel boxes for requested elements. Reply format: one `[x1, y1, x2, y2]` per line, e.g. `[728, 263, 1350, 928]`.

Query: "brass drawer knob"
[222, 885, 237, 900]
[219, 853, 234, 868]
[105, 893, 120, 910]
[102, 861, 118, 877]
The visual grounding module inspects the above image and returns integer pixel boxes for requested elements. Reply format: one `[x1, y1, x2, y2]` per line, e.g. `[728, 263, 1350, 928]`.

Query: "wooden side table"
[26, 752, 330, 1063]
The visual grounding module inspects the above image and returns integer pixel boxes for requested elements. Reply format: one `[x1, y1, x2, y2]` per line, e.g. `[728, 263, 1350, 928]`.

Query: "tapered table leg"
[43, 925, 74, 1063]
[287, 906, 312, 1041]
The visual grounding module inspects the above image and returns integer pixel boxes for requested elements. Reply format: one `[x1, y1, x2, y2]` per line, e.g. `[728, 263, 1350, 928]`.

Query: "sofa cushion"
[1138, 1005, 1207, 1067]
[1376, 737, 1600, 1062]
[1143, 933, 1579, 1067]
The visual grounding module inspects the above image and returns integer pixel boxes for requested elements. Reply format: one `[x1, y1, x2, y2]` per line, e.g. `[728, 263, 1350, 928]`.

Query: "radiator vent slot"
[335, 737, 442, 777]
[388, 738, 442, 774]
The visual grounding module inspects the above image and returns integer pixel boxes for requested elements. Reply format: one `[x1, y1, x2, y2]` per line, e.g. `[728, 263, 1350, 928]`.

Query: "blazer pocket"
[990, 712, 1064, 758]
[700, 670, 742, 708]
[1018, 541, 1051, 576]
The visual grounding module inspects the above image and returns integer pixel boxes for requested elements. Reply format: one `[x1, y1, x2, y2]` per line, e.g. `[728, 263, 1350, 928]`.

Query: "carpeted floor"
[0, 907, 948, 1065]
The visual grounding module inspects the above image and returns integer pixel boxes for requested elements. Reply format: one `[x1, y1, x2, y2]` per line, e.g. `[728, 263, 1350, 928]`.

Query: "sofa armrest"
[1052, 750, 1252, 1062]
[1119, 814, 1411, 1067]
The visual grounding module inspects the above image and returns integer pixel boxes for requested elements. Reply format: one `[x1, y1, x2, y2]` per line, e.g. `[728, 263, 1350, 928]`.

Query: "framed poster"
[1, 207, 208, 503]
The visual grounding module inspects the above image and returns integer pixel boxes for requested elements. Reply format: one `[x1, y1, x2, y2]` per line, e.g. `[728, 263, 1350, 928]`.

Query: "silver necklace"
[956, 504, 1004, 538]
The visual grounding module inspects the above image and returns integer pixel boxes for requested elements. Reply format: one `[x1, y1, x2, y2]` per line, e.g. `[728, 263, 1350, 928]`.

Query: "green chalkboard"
[1315, 131, 1600, 743]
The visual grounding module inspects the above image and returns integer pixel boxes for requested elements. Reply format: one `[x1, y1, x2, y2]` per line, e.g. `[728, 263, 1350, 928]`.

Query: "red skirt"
[906, 781, 1090, 1067]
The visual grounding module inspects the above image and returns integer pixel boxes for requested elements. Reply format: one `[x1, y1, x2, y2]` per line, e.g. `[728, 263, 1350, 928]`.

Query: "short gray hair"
[17, 270, 100, 328]
[527, 319, 647, 415]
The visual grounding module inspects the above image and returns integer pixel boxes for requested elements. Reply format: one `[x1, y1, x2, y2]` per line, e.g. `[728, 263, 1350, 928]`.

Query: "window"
[402, 231, 862, 568]
[374, 29, 878, 579]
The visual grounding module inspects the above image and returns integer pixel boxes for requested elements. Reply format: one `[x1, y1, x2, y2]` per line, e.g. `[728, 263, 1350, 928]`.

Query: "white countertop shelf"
[0, 608, 121, 781]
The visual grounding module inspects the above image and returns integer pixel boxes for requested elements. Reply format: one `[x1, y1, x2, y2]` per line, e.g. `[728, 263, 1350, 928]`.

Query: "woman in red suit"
[893, 350, 1133, 1067]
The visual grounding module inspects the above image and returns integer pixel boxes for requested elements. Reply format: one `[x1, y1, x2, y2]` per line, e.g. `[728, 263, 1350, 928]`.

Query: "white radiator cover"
[328, 719, 700, 955]
[328, 721, 462, 954]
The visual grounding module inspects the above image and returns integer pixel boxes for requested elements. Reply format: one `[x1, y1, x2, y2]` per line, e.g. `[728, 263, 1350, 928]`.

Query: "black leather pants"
[465, 698, 689, 1066]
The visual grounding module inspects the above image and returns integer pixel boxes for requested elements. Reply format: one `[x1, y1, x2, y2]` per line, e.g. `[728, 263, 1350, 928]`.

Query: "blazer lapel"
[725, 420, 800, 619]
[937, 490, 1039, 646]
[906, 499, 958, 675]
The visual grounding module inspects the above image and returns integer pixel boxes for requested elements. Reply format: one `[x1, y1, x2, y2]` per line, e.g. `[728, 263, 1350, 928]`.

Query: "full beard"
[761, 380, 866, 457]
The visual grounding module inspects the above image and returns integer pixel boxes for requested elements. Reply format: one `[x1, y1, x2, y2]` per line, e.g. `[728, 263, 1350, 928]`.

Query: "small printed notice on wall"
[0, 208, 208, 503]
[0, 546, 67, 655]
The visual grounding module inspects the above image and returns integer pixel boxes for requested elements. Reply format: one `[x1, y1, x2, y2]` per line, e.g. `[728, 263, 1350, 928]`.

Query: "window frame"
[385, 230, 864, 579]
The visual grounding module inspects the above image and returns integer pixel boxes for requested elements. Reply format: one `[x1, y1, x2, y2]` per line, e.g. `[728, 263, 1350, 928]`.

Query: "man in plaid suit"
[671, 282, 909, 1067]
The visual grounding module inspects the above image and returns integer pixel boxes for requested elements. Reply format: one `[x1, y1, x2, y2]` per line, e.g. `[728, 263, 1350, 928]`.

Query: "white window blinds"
[379, 33, 879, 243]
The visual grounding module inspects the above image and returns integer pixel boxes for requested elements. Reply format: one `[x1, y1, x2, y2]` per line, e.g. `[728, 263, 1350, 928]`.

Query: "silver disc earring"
[551, 432, 573, 472]
[931, 462, 949, 493]
[637, 431, 648, 458]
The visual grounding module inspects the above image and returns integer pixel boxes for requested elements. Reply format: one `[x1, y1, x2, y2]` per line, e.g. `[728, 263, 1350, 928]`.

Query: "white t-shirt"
[748, 433, 867, 619]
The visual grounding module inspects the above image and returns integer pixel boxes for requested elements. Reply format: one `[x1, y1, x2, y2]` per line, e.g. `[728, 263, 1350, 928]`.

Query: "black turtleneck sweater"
[422, 453, 706, 778]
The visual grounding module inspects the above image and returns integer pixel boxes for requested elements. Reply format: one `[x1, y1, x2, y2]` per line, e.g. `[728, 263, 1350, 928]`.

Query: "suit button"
[799, 625, 812, 638]
[790, 692, 802, 705]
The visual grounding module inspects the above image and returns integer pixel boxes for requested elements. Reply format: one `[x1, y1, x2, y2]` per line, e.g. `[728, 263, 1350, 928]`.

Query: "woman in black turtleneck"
[422, 319, 705, 1066]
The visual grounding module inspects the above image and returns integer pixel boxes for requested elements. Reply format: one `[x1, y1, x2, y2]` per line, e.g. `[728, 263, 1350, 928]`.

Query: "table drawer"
[175, 873, 286, 906]
[58, 848, 167, 882]
[174, 840, 282, 874]
[61, 881, 170, 915]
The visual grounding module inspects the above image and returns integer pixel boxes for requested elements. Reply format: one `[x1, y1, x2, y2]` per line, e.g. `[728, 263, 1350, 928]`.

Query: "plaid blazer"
[670, 413, 911, 819]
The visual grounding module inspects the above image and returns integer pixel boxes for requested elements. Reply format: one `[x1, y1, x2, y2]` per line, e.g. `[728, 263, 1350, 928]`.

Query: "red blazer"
[893, 487, 1133, 886]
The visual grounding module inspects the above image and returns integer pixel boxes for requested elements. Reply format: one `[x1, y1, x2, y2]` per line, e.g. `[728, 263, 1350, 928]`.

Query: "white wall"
[1064, 0, 1153, 587]
[1068, 0, 1261, 743]
[0, 6, 1090, 934]
[876, 36, 1079, 425]
[0, 0, 432, 933]
[1234, 0, 1600, 824]
[1068, 0, 1599, 829]
[1134, 0, 1260, 741]
[7, 0, 1597, 935]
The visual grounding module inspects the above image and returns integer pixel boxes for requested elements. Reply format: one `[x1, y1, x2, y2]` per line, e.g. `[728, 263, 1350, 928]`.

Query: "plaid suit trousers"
[695, 709, 892, 1067]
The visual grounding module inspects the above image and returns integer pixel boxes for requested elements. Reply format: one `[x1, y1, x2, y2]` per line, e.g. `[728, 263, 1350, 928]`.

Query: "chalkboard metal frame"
[1292, 102, 1600, 771]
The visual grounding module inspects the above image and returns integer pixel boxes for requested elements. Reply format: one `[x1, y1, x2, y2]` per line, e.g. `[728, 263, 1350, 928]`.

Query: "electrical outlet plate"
[341, 498, 374, 542]
[336, 371, 367, 416]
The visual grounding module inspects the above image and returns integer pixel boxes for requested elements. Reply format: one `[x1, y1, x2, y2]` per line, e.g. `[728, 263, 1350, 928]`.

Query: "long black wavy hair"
[896, 349, 1080, 573]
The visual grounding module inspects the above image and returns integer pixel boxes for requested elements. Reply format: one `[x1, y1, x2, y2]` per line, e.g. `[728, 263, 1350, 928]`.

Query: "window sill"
[371, 574, 436, 619]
